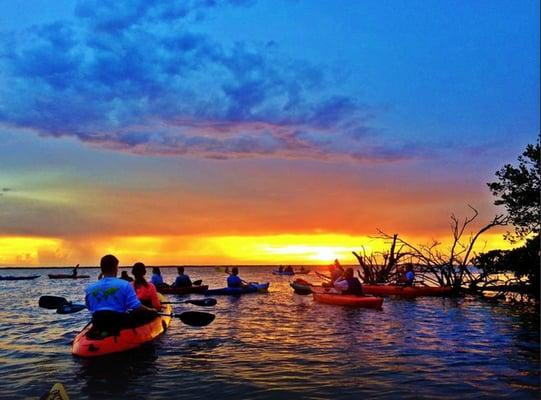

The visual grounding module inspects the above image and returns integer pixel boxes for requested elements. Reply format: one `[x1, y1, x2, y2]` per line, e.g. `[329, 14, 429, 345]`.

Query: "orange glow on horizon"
[0, 232, 514, 267]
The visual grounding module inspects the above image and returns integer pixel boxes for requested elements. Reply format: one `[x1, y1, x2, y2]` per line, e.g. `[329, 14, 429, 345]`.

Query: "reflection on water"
[0, 267, 539, 399]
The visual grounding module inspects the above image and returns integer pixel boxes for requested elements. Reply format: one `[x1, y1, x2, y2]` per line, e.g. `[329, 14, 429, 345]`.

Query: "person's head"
[231, 267, 239, 276]
[406, 263, 413, 272]
[100, 254, 119, 275]
[344, 268, 354, 279]
[177, 266, 184, 275]
[121, 271, 129, 277]
[152, 267, 161, 275]
[132, 262, 147, 278]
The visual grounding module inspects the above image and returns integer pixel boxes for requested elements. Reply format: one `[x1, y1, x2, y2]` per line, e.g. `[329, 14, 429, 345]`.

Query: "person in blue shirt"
[85, 254, 157, 334]
[227, 267, 245, 288]
[150, 267, 166, 288]
[172, 266, 192, 288]
[404, 264, 415, 287]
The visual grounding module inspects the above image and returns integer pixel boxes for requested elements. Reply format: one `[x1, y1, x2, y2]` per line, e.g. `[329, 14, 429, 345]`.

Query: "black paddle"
[158, 311, 215, 327]
[39, 295, 216, 310]
[162, 298, 217, 306]
[38, 296, 217, 326]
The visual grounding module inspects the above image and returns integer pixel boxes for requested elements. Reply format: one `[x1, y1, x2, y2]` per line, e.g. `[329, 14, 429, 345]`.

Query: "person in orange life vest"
[131, 262, 162, 311]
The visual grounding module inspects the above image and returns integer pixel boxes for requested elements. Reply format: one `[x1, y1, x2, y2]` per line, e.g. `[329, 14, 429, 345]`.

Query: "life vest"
[343, 277, 364, 296]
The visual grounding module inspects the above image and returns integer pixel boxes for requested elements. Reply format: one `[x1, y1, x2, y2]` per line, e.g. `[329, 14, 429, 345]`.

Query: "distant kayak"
[40, 382, 69, 400]
[157, 285, 209, 295]
[0, 275, 40, 281]
[205, 282, 270, 296]
[72, 295, 172, 358]
[294, 270, 311, 275]
[362, 284, 453, 297]
[272, 270, 295, 276]
[48, 274, 90, 279]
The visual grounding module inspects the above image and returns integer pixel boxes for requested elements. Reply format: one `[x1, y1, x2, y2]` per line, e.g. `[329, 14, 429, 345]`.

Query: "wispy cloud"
[0, 0, 420, 163]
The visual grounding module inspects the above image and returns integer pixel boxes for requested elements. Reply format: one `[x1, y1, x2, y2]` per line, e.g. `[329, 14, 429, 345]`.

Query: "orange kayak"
[72, 296, 172, 358]
[362, 284, 453, 297]
[312, 287, 383, 308]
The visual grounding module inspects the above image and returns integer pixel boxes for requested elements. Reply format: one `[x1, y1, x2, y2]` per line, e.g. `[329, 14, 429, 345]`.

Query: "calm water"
[0, 267, 539, 399]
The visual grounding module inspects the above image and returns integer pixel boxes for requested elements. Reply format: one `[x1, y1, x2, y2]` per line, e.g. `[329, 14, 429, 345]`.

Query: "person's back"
[227, 267, 243, 288]
[173, 267, 192, 288]
[404, 266, 415, 287]
[174, 274, 192, 287]
[86, 276, 141, 313]
[150, 267, 164, 286]
[120, 271, 133, 282]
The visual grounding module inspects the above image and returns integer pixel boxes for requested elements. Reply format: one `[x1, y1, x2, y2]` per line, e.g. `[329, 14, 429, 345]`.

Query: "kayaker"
[131, 262, 161, 310]
[172, 266, 192, 288]
[150, 267, 165, 287]
[404, 264, 415, 287]
[120, 271, 134, 282]
[323, 259, 344, 287]
[227, 267, 244, 288]
[71, 264, 79, 278]
[284, 265, 294, 274]
[333, 268, 364, 296]
[85, 255, 157, 333]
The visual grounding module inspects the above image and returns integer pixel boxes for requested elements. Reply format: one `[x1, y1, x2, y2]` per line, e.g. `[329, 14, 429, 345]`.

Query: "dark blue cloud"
[0, 0, 415, 163]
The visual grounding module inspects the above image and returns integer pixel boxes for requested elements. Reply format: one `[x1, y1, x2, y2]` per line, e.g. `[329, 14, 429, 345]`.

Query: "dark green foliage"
[473, 235, 540, 295]
[487, 140, 540, 241]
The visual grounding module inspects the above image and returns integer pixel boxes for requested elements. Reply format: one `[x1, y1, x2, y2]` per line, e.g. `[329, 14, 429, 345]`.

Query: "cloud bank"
[0, 0, 418, 162]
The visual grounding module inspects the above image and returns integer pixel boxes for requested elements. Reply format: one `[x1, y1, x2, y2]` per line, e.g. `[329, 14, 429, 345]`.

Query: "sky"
[0, 0, 539, 266]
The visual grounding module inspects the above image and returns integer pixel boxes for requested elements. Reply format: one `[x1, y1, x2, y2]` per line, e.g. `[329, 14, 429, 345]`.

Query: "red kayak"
[362, 284, 453, 297]
[157, 285, 208, 295]
[72, 296, 172, 358]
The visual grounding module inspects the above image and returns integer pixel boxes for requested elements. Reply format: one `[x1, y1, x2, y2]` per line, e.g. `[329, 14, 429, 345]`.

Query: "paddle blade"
[178, 311, 215, 327]
[192, 279, 203, 286]
[56, 303, 87, 314]
[39, 296, 68, 309]
[186, 298, 217, 307]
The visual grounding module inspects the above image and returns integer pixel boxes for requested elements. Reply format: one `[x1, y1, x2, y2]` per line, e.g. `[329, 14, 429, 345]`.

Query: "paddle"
[39, 295, 216, 312]
[192, 279, 203, 286]
[162, 298, 217, 306]
[39, 296, 215, 327]
[158, 311, 215, 327]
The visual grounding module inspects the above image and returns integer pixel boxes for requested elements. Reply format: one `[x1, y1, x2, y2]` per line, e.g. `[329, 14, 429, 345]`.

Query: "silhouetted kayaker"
[172, 266, 192, 288]
[120, 271, 134, 282]
[150, 267, 165, 287]
[131, 262, 161, 311]
[227, 267, 244, 288]
[404, 264, 415, 286]
[334, 268, 364, 296]
[85, 255, 157, 334]
[72, 264, 79, 277]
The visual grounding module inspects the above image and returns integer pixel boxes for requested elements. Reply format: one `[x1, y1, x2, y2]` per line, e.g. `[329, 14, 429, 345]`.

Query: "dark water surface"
[0, 267, 539, 399]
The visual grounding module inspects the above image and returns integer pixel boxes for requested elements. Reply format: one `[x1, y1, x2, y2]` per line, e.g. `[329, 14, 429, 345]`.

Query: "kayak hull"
[313, 292, 384, 309]
[157, 285, 208, 295]
[290, 279, 313, 295]
[272, 270, 294, 276]
[362, 284, 453, 297]
[204, 282, 270, 296]
[72, 296, 172, 358]
[0, 275, 40, 281]
[48, 274, 90, 279]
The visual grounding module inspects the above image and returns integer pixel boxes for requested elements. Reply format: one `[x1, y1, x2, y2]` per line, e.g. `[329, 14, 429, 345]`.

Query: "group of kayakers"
[321, 259, 415, 296]
[119, 266, 195, 289]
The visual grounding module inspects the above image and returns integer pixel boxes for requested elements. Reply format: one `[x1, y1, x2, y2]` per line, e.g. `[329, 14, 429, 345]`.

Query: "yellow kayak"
[40, 383, 69, 400]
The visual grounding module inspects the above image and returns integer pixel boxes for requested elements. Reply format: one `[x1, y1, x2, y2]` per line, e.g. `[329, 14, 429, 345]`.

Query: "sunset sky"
[0, 0, 539, 266]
